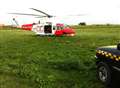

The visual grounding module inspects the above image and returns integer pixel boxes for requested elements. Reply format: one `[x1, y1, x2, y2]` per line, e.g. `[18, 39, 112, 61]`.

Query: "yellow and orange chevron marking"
[96, 50, 120, 61]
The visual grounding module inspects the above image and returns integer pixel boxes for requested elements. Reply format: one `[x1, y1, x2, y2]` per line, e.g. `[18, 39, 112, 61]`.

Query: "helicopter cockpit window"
[57, 26, 64, 30]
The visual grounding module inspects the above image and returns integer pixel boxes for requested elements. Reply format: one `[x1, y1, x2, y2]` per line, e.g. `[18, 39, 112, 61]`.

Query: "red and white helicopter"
[9, 8, 76, 36]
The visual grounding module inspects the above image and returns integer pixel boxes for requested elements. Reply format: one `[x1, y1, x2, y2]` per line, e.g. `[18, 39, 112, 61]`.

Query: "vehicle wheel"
[97, 62, 112, 86]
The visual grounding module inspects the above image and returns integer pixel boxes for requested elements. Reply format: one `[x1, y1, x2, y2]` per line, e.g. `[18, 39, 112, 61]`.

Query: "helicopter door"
[44, 25, 52, 33]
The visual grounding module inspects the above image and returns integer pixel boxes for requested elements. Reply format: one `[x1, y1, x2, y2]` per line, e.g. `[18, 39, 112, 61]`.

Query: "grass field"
[0, 25, 120, 88]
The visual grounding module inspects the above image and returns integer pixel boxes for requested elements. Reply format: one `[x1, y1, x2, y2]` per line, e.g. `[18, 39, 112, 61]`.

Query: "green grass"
[0, 25, 120, 88]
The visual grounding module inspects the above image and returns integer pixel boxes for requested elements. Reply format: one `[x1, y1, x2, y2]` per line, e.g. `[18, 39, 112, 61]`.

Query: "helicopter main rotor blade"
[8, 13, 45, 17]
[35, 16, 49, 18]
[68, 14, 87, 16]
[30, 8, 53, 18]
[35, 16, 56, 18]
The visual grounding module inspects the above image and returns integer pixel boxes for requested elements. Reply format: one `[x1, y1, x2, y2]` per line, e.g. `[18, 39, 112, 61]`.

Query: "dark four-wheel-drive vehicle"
[96, 44, 120, 86]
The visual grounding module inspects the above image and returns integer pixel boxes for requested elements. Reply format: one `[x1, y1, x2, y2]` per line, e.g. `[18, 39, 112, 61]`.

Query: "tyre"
[97, 62, 112, 86]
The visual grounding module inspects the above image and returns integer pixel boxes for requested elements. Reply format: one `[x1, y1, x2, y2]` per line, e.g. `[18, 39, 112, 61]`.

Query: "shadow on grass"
[107, 79, 120, 88]
[47, 60, 95, 72]
[108, 84, 120, 88]
[106, 81, 120, 88]
[106, 72, 120, 88]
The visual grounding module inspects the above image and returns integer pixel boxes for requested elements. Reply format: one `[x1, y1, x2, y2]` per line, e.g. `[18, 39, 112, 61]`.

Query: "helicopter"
[9, 8, 76, 36]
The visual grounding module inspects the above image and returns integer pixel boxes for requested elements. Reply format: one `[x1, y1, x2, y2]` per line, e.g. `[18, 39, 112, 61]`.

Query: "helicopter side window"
[57, 26, 63, 30]
[53, 26, 56, 30]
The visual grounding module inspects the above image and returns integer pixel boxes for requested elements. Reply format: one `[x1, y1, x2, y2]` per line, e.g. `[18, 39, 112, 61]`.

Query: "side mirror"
[117, 43, 120, 50]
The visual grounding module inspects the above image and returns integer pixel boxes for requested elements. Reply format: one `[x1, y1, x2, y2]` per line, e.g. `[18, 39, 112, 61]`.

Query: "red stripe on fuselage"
[22, 24, 33, 30]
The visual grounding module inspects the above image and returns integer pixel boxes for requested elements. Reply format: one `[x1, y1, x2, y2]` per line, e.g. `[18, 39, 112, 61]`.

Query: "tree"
[78, 22, 86, 26]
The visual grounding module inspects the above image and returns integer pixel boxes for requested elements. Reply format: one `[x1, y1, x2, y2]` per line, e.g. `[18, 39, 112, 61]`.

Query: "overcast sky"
[0, 0, 120, 25]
